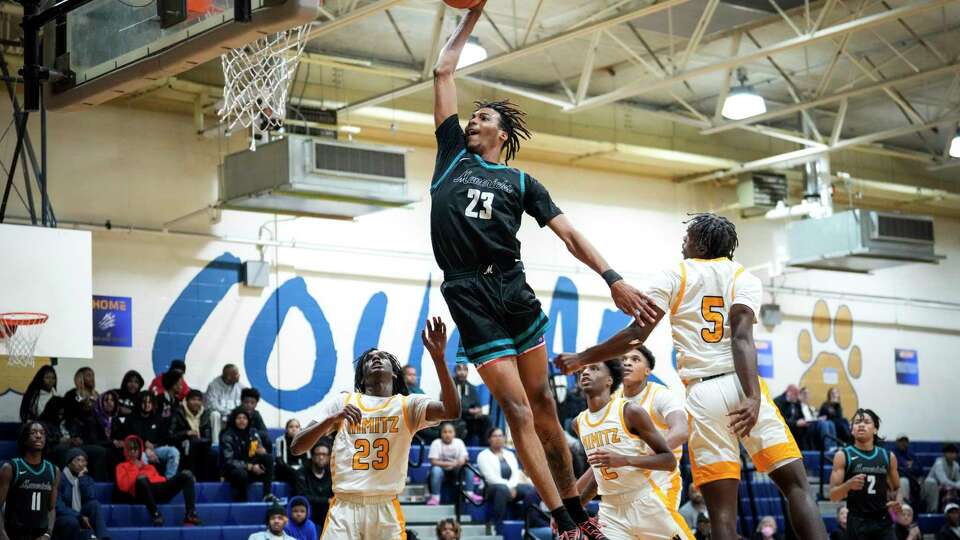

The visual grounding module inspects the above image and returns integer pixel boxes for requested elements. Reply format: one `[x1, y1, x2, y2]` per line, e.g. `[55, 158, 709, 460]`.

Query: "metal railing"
[818, 433, 846, 501]
[523, 504, 551, 540]
[409, 435, 426, 468]
[454, 461, 486, 522]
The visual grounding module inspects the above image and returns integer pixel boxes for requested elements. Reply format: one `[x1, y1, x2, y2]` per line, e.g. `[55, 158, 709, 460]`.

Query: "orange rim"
[0, 312, 49, 327]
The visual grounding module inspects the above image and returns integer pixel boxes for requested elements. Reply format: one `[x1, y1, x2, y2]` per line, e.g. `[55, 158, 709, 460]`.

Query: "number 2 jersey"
[321, 392, 437, 497]
[430, 114, 562, 272]
[576, 397, 657, 497]
[645, 258, 762, 382]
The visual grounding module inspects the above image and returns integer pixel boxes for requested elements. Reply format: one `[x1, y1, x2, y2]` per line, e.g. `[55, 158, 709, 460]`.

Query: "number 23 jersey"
[322, 392, 437, 496]
[645, 258, 762, 382]
[430, 114, 562, 273]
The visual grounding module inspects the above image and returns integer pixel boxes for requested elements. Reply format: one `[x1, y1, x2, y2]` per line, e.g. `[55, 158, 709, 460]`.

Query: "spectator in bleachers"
[694, 513, 711, 540]
[557, 373, 586, 434]
[19, 365, 58, 423]
[924, 444, 960, 512]
[295, 443, 332, 530]
[477, 427, 538, 526]
[751, 516, 784, 540]
[426, 422, 473, 506]
[0, 422, 57, 540]
[938, 503, 960, 540]
[830, 505, 848, 540]
[275, 419, 308, 486]
[248, 504, 294, 540]
[453, 364, 490, 446]
[114, 370, 144, 418]
[54, 448, 107, 540]
[773, 384, 806, 446]
[895, 503, 921, 540]
[171, 389, 214, 480]
[221, 408, 277, 503]
[64, 390, 114, 482]
[237, 387, 273, 452]
[205, 363, 245, 441]
[283, 496, 317, 540]
[894, 435, 924, 509]
[799, 387, 837, 451]
[39, 396, 71, 465]
[113, 391, 179, 479]
[148, 359, 190, 401]
[153, 369, 184, 419]
[115, 435, 201, 527]
[63, 367, 98, 428]
[680, 483, 709, 532]
[819, 387, 852, 444]
[435, 517, 460, 540]
[403, 364, 424, 394]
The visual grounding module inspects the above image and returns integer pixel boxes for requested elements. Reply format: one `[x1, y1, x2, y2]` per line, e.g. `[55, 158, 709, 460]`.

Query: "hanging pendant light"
[721, 67, 767, 120]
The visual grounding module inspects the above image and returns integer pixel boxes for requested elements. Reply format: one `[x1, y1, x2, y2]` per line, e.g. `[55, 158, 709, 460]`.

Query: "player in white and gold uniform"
[292, 317, 461, 540]
[556, 214, 827, 540]
[572, 359, 693, 540]
[613, 345, 687, 510]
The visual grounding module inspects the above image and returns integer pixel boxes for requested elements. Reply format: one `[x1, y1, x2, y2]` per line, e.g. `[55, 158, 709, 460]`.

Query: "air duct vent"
[873, 214, 934, 244]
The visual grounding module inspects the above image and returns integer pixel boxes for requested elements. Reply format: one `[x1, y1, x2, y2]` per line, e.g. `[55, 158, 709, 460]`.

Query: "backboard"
[42, 0, 319, 111]
[0, 223, 92, 359]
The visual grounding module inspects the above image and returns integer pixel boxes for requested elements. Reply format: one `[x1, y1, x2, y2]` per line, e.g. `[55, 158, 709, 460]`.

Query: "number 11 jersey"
[323, 392, 437, 496]
[430, 114, 562, 272]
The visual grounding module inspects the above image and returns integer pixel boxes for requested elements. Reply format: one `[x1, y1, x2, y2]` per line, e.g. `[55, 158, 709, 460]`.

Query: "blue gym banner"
[756, 339, 774, 378]
[92, 295, 133, 347]
[895, 349, 919, 385]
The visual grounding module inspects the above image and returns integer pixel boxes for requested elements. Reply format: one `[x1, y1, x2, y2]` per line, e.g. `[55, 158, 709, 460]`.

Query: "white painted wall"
[0, 104, 957, 442]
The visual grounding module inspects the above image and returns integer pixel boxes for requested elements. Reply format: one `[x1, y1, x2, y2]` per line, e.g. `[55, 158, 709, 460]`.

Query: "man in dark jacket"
[295, 443, 332, 529]
[112, 392, 179, 478]
[221, 409, 276, 502]
[453, 364, 491, 446]
[54, 448, 108, 540]
[236, 387, 272, 452]
[774, 384, 807, 447]
[171, 389, 214, 480]
[939, 503, 960, 540]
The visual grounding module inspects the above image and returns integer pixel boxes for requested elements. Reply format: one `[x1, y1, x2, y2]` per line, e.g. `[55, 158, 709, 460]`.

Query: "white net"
[219, 24, 310, 146]
[0, 313, 47, 368]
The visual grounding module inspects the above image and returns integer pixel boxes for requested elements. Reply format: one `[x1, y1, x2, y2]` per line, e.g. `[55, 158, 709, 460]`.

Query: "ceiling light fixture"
[950, 128, 960, 158]
[721, 67, 767, 120]
[457, 36, 487, 70]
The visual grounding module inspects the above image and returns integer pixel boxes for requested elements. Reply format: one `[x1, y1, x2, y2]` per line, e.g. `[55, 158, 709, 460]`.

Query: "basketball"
[443, 0, 482, 9]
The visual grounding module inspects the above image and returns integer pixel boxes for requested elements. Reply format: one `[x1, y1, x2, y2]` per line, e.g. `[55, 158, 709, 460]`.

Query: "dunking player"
[830, 409, 901, 540]
[555, 214, 827, 540]
[572, 359, 693, 539]
[431, 3, 655, 538]
[291, 318, 460, 539]
[0, 421, 59, 540]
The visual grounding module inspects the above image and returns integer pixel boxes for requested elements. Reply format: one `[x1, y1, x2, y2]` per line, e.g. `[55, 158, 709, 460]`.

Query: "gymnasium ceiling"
[2, 0, 960, 217]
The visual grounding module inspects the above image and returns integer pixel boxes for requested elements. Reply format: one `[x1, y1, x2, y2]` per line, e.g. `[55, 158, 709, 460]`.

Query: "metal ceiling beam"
[676, 0, 720, 71]
[422, 4, 446, 80]
[565, 0, 952, 113]
[681, 114, 960, 184]
[575, 32, 602, 105]
[463, 77, 571, 108]
[521, 0, 545, 47]
[339, 0, 692, 114]
[305, 0, 405, 41]
[701, 62, 960, 135]
[299, 53, 420, 81]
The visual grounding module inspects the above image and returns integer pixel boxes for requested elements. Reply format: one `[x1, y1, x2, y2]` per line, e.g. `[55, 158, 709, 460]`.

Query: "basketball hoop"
[218, 23, 310, 149]
[0, 312, 48, 368]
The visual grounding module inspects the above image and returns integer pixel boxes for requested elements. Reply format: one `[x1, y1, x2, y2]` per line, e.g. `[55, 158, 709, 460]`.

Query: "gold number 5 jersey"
[322, 392, 437, 497]
[645, 257, 762, 383]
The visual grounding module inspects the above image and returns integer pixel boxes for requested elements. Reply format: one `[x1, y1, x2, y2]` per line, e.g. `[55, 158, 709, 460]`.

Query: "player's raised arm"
[554, 308, 665, 375]
[587, 403, 676, 472]
[727, 304, 761, 438]
[433, 1, 485, 127]
[290, 400, 361, 456]
[421, 317, 461, 421]
[546, 214, 658, 325]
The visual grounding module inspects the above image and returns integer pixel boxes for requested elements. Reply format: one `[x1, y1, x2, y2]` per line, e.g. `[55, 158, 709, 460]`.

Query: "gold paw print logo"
[797, 299, 861, 414]
[0, 356, 53, 394]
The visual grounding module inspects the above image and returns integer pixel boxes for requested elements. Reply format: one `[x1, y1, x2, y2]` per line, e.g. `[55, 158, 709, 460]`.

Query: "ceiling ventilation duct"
[220, 136, 418, 219]
[786, 210, 942, 273]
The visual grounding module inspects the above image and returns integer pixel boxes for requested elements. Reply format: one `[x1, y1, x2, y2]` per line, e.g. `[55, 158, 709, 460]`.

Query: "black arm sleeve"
[433, 114, 466, 181]
[523, 175, 563, 227]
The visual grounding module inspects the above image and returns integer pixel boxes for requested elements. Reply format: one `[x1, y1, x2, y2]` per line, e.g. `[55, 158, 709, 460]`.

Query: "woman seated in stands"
[63, 367, 99, 428]
[62, 391, 114, 481]
[19, 365, 59, 423]
[275, 418, 307, 486]
[220, 408, 276, 503]
[819, 387, 852, 444]
[476, 427, 540, 527]
[114, 370, 145, 418]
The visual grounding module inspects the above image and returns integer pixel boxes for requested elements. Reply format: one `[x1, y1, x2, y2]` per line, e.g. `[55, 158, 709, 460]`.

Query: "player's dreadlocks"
[684, 213, 739, 260]
[354, 348, 409, 396]
[473, 99, 531, 164]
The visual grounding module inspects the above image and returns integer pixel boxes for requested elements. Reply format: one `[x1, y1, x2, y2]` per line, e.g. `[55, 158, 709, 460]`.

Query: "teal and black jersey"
[843, 445, 891, 518]
[4, 458, 55, 535]
[430, 114, 562, 272]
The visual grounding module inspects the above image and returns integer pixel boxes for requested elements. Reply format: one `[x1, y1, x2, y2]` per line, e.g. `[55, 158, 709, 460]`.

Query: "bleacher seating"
[0, 421, 953, 540]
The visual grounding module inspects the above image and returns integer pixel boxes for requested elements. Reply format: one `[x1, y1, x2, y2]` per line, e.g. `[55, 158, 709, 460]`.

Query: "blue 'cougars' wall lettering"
[152, 253, 660, 411]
